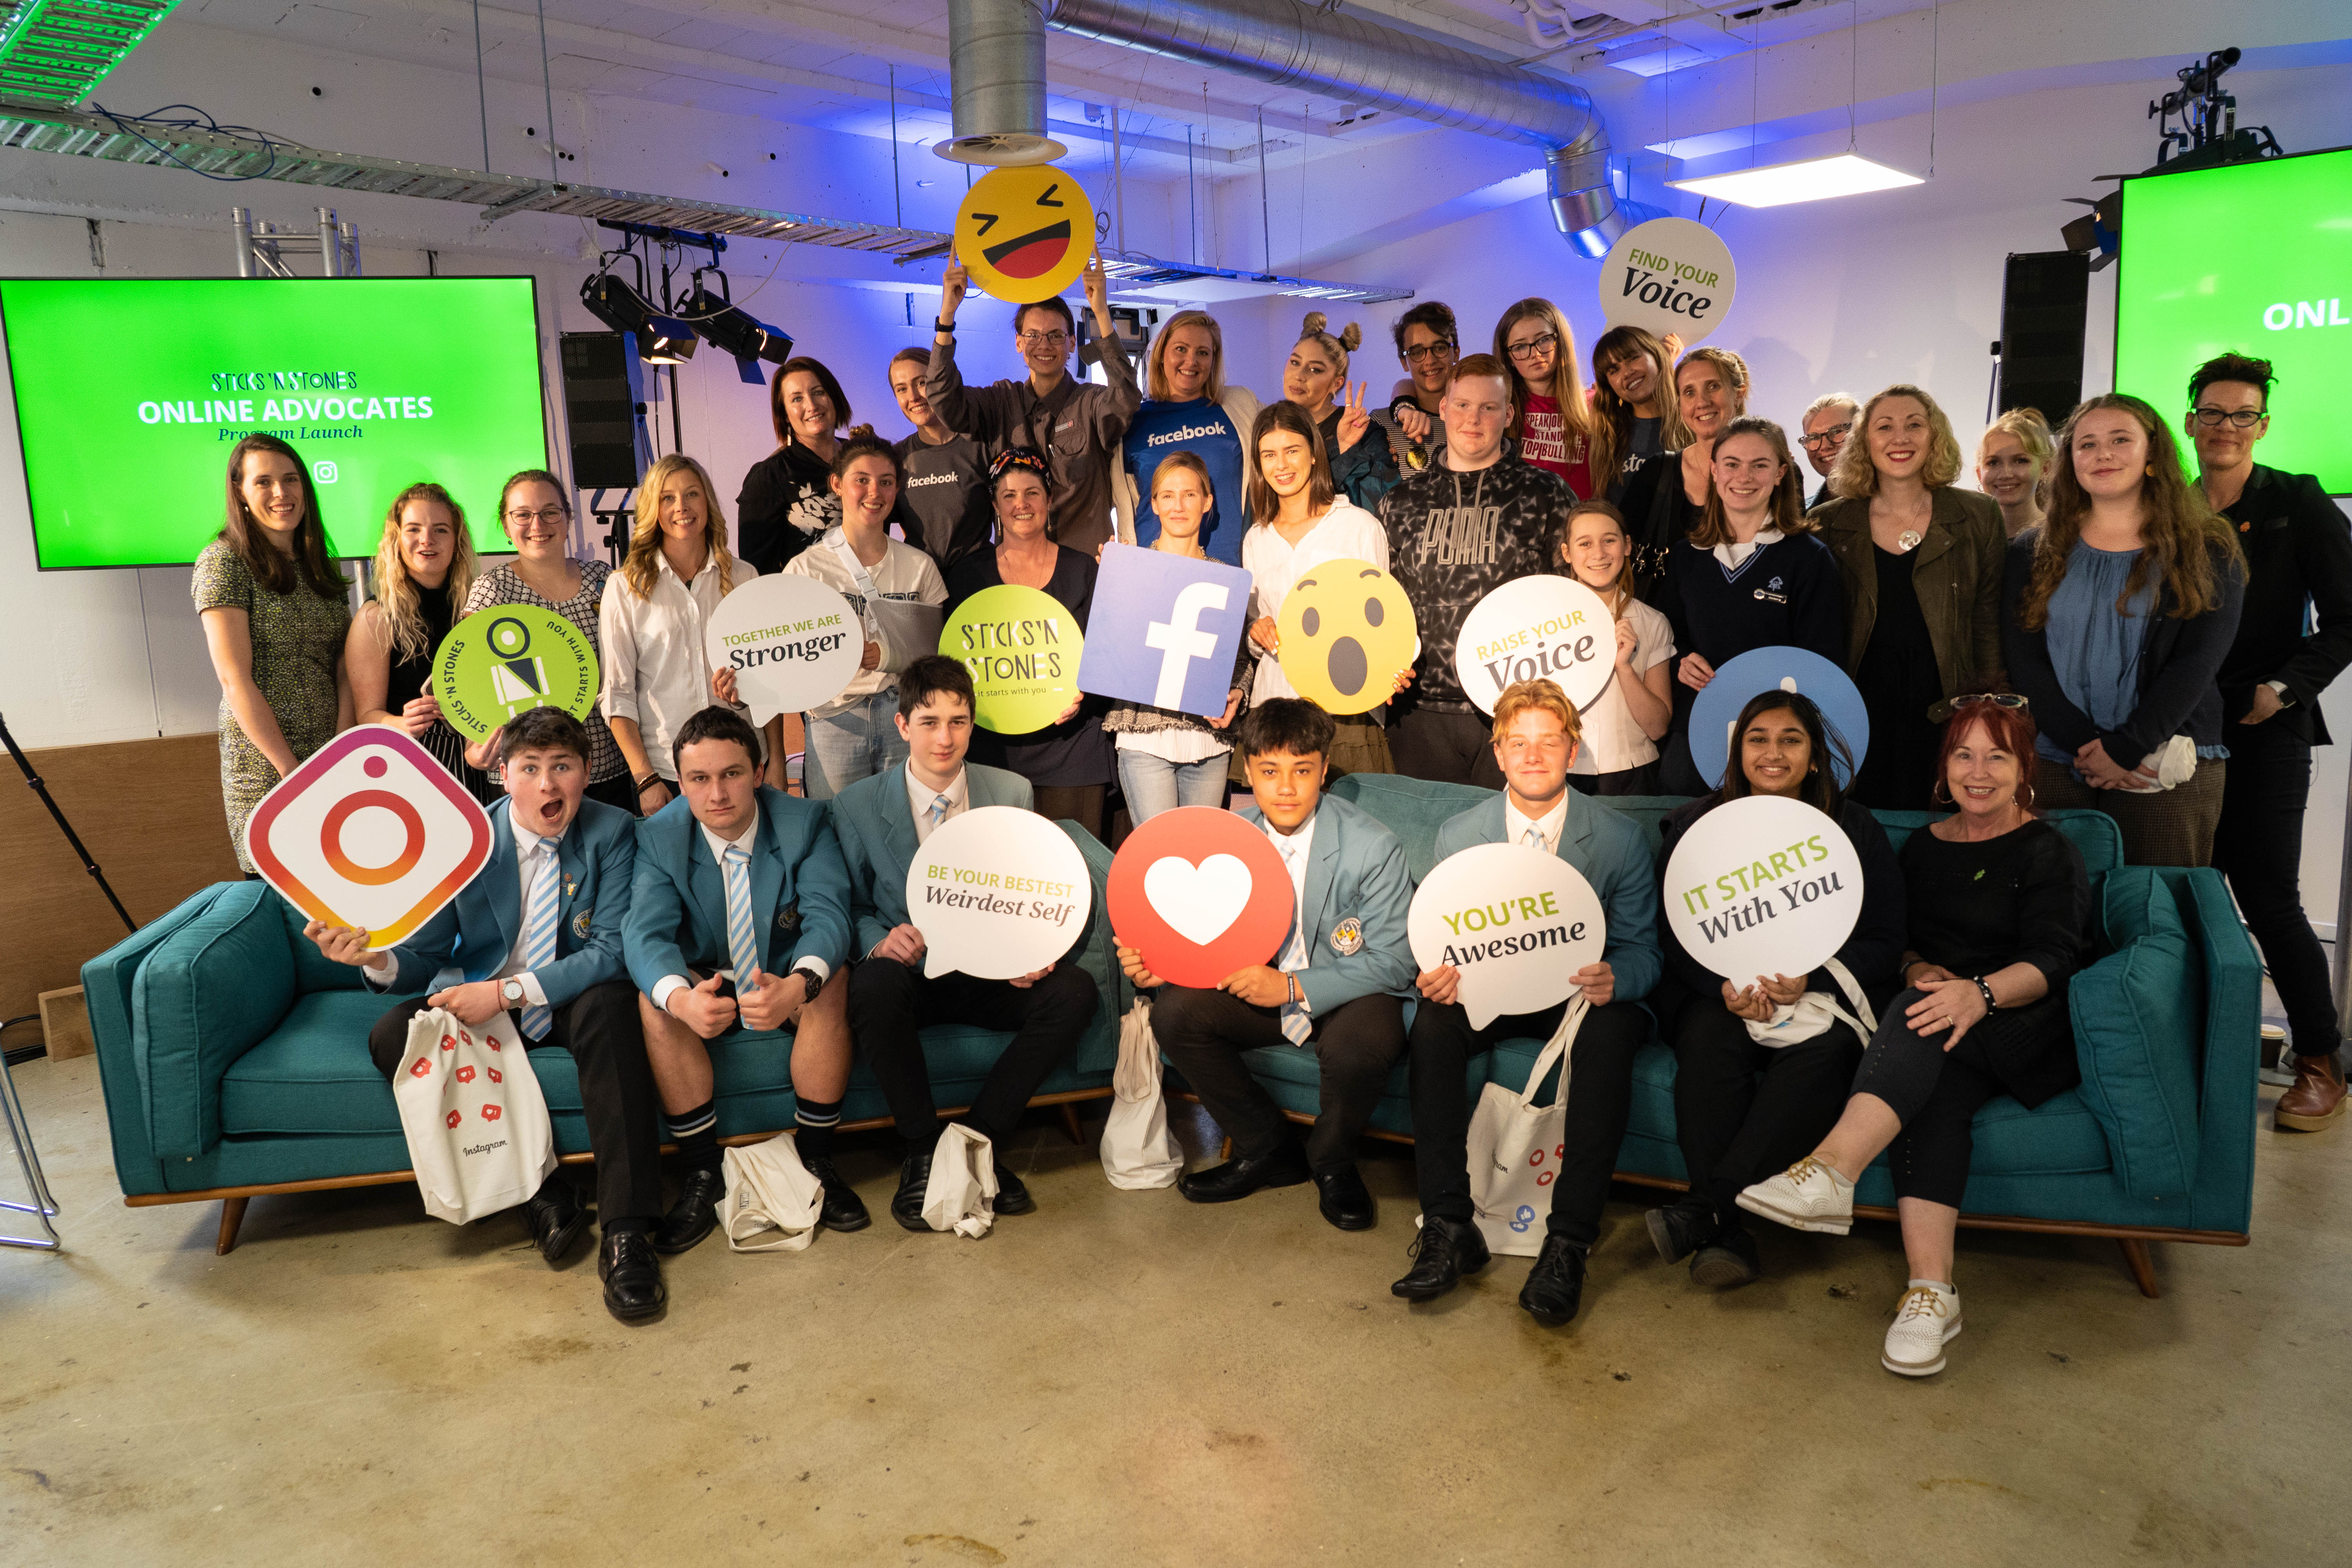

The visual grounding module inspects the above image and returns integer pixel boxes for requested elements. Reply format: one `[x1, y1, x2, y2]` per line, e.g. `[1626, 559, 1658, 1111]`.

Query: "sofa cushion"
[133, 881, 298, 1160]
[1869, 806, 2122, 880]
[1327, 773, 1494, 882]
[2067, 866, 2202, 1201]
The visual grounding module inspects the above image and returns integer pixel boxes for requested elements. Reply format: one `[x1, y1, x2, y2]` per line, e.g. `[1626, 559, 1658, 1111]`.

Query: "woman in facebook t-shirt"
[1114, 310, 1261, 567]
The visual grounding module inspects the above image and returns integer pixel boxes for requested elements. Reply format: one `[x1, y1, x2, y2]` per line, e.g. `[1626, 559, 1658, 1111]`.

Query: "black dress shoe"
[1519, 1234, 1588, 1326]
[990, 1165, 1036, 1216]
[891, 1149, 935, 1232]
[599, 1230, 667, 1323]
[1644, 1200, 1714, 1266]
[653, 1167, 725, 1255]
[1176, 1140, 1312, 1204]
[1391, 1214, 1491, 1301]
[801, 1152, 871, 1233]
[525, 1176, 591, 1267]
[1313, 1164, 1376, 1231]
[1689, 1223, 1761, 1289]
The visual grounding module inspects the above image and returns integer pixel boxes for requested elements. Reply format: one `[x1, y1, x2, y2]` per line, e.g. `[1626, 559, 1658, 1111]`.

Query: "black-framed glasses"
[1017, 330, 1070, 348]
[1402, 341, 1457, 367]
[2191, 406, 2265, 428]
[1504, 333, 1559, 361]
[1953, 693, 2028, 709]
[505, 506, 569, 526]
[1798, 423, 1853, 449]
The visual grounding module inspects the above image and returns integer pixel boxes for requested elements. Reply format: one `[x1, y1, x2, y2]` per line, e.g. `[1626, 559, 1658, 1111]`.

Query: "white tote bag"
[921, 1122, 1000, 1238]
[393, 1007, 556, 1225]
[1100, 998, 1183, 1190]
[1744, 958, 1877, 1047]
[1463, 997, 1588, 1258]
[720, 1133, 824, 1253]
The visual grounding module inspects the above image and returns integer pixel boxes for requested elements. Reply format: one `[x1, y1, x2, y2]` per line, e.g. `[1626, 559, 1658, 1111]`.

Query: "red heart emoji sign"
[1106, 806, 1295, 990]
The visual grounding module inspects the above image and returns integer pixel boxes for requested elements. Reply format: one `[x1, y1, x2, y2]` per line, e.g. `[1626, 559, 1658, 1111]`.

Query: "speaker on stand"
[559, 331, 655, 563]
[1991, 251, 2092, 429]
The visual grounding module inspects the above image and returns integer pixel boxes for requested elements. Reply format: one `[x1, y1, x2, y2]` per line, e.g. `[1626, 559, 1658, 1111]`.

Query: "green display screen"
[2116, 145, 2352, 496]
[0, 276, 550, 568]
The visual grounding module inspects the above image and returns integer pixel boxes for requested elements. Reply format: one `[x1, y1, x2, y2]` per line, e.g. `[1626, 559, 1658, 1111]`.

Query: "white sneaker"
[1736, 1156, 1855, 1235]
[1882, 1281, 1963, 1376]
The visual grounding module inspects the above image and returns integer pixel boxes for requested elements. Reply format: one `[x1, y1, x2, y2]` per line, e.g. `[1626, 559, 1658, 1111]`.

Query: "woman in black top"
[1644, 690, 1906, 1292]
[1617, 345, 1746, 592]
[944, 448, 1114, 838]
[736, 356, 854, 576]
[346, 481, 479, 783]
[1737, 698, 2089, 1378]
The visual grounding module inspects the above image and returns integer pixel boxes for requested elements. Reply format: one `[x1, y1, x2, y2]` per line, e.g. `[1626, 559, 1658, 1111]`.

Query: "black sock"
[603, 1215, 652, 1238]
[671, 1099, 722, 1174]
[795, 1096, 841, 1159]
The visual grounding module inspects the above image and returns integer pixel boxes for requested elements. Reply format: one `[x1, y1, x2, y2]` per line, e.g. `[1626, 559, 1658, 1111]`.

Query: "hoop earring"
[2021, 782, 2036, 809]
[1932, 778, 1953, 806]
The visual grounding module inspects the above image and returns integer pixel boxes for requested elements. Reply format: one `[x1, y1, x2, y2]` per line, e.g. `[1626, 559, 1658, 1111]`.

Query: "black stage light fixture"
[683, 275, 793, 384]
[580, 271, 698, 364]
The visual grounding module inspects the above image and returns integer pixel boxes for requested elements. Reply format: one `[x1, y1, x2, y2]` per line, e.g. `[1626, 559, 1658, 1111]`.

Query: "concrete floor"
[2, 1050, 2345, 1567]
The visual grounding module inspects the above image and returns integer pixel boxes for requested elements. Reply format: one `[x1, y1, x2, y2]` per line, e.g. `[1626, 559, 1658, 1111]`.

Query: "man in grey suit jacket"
[1391, 679, 1663, 1327]
[305, 707, 665, 1323]
[1122, 697, 1417, 1232]
[833, 657, 1102, 1230]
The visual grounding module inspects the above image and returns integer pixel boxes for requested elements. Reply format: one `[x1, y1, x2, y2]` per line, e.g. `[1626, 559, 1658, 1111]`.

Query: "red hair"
[1935, 702, 2043, 814]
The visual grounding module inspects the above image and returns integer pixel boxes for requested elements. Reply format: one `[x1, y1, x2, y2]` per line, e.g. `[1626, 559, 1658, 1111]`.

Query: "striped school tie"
[723, 842, 761, 982]
[517, 841, 558, 1041]
[929, 793, 952, 827]
[1523, 825, 1545, 851]
[1277, 840, 1312, 1045]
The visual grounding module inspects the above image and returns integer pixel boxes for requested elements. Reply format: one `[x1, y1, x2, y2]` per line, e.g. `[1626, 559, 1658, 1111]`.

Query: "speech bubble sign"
[1105, 806, 1294, 989]
[907, 805, 1094, 980]
[1076, 543, 1253, 720]
[940, 583, 1086, 734]
[703, 573, 863, 725]
[431, 606, 600, 743]
[247, 727, 495, 950]
[1599, 216, 1737, 345]
[954, 165, 1098, 305]
[1661, 795, 1863, 982]
[1407, 843, 1607, 1029]
[1276, 556, 1419, 716]
[1453, 575, 1617, 715]
[1689, 646, 1871, 789]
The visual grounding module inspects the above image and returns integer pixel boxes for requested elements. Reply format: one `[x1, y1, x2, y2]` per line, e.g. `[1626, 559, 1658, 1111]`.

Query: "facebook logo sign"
[1075, 543, 1254, 719]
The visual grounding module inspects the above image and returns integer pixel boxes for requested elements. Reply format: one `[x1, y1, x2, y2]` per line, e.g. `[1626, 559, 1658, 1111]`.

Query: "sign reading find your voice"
[943, 584, 1085, 734]
[1408, 845, 1606, 1029]
[702, 575, 863, 725]
[907, 806, 1093, 981]
[431, 607, 600, 742]
[1661, 795, 1863, 982]
[1598, 216, 1736, 345]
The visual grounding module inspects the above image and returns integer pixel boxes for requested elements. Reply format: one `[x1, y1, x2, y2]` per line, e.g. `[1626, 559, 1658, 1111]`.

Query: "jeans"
[1116, 747, 1229, 822]
[802, 688, 907, 801]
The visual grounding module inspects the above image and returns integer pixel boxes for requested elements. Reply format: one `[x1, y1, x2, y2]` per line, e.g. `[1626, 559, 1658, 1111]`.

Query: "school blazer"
[830, 763, 1034, 958]
[384, 798, 634, 1009]
[1234, 793, 1416, 1015]
[1433, 793, 1662, 1006]
[622, 786, 852, 996]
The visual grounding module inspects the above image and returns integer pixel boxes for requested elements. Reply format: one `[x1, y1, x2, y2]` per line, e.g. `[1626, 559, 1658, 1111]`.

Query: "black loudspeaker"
[1997, 251, 2091, 427]
[559, 331, 643, 491]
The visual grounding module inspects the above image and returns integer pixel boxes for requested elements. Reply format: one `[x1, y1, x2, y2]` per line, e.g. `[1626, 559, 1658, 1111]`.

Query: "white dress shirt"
[1264, 809, 1317, 1010]
[1506, 791, 1571, 856]
[1242, 503, 1389, 704]
[907, 765, 971, 847]
[600, 550, 760, 782]
[365, 818, 554, 1005]
[650, 800, 831, 1013]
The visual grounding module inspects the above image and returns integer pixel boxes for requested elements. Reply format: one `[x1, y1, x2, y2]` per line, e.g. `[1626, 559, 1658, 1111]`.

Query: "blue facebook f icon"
[1074, 544, 1254, 719]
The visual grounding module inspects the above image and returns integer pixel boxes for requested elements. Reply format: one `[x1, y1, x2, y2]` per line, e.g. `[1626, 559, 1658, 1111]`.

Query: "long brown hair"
[620, 454, 738, 599]
[1246, 401, 1337, 526]
[2019, 393, 2241, 630]
[220, 435, 346, 597]
[1830, 383, 1965, 499]
[1587, 325, 1690, 490]
[1690, 417, 1810, 548]
[768, 356, 851, 447]
[1492, 297, 1592, 448]
[368, 482, 479, 661]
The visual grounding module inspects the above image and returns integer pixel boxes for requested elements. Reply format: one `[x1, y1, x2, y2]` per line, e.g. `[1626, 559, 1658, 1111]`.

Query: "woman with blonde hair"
[348, 481, 478, 784]
[1115, 308, 1262, 566]
[1976, 407, 2056, 539]
[1588, 324, 1690, 504]
[1555, 499, 1674, 793]
[1283, 311, 1397, 510]
[1815, 384, 2008, 808]
[1616, 345, 1748, 592]
[2002, 393, 2246, 866]
[601, 454, 767, 809]
[1493, 297, 1594, 497]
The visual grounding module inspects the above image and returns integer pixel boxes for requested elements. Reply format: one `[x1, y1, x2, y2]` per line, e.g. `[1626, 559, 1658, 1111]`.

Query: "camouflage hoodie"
[1379, 451, 1574, 711]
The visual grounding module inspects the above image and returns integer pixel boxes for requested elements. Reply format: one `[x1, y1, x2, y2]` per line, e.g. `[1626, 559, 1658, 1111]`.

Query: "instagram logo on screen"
[246, 729, 494, 949]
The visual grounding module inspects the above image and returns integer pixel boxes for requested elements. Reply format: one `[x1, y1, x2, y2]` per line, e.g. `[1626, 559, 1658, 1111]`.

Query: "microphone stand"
[0, 712, 136, 936]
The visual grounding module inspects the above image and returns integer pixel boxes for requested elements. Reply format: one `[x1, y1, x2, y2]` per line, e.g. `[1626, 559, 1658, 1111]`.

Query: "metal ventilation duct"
[1036, 0, 1626, 255]
[938, 0, 1068, 165]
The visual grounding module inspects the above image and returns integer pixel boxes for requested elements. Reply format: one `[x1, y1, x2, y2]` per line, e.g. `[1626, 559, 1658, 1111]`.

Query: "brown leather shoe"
[2276, 1053, 2348, 1132]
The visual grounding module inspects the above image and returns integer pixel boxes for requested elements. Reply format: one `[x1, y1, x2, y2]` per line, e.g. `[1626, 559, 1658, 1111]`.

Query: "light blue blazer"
[1432, 792, 1662, 1005]
[622, 786, 852, 995]
[1234, 792, 1416, 1015]
[829, 762, 1033, 958]
[384, 797, 634, 1009]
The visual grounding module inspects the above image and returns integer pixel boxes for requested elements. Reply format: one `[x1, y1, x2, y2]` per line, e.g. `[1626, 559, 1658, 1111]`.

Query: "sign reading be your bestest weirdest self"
[908, 807, 1094, 981]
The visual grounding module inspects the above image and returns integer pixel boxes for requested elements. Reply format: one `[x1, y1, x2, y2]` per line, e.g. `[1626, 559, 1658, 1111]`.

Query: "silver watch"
[501, 977, 527, 1007]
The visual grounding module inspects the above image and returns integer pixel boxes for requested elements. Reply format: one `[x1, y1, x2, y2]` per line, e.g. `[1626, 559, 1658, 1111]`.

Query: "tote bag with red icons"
[1463, 997, 1589, 1258]
[393, 1007, 557, 1224]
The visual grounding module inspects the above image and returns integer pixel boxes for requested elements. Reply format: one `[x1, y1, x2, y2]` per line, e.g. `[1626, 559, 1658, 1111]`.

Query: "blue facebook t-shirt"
[1123, 398, 1246, 567]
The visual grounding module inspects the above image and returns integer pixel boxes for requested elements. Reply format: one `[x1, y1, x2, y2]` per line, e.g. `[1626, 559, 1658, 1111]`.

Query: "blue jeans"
[1116, 746, 1229, 822]
[802, 689, 907, 800]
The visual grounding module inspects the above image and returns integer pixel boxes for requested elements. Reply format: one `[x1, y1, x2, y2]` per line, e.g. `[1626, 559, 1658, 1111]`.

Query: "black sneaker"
[1690, 1224, 1761, 1288]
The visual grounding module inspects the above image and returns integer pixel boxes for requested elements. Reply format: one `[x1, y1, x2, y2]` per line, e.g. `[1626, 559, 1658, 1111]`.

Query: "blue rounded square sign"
[1076, 543, 1254, 719]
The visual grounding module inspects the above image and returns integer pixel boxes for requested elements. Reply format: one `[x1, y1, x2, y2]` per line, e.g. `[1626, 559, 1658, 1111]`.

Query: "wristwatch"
[501, 977, 528, 1009]
[789, 964, 826, 998]
[1971, 976, 1998, 1013]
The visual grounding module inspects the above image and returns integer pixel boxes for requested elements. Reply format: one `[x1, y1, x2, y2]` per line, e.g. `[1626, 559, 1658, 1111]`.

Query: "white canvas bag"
[1100, 999, 1183, 1190]
[720, 1133, 824, 1252]
[1743, 957, 1877, 1047]
[921, 1122, 1000, 1238]
[1464, 997, 1588, 1258]
[393, 1007, 556, 1225]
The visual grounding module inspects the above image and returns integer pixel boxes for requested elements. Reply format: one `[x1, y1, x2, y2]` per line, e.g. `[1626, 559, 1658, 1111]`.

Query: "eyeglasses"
[505, 506, 569, 526]
[1401, 341, 1457, 367]
[1504, 333, 1558, 361]
[2190, 406, 2265, 428]
[1017, 330, 1070, 349]
[1953, 693, 2028, 709]
[1798, 423, 1853, 449]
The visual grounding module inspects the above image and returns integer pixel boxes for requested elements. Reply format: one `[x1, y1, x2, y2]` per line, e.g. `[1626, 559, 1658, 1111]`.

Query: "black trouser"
[848, 958, 1100, 1147]
[1406, 996, 1651, 1245]
[1668, 1003, 1863, 1232]
[1389, 707, 1505, 789]
[2214, 721, 2342, 1058]
[367, 979, 661, 1228]
[1152, 988, 1406, 1172]
[1849, 992, 2065, 1208]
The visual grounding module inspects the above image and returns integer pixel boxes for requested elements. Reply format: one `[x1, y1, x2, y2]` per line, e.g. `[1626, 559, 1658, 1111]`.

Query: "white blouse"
[1572, 595, 1675, 776]
[1241, 501, 1390, 705]
[600, 551, 758, 781]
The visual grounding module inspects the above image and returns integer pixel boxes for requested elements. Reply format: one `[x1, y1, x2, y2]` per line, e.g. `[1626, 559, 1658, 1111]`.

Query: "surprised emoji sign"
[1275, 558, 1419, 716]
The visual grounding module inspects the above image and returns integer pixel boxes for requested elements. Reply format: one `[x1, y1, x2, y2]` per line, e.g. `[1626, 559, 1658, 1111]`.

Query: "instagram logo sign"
[246, 728, 494, 949]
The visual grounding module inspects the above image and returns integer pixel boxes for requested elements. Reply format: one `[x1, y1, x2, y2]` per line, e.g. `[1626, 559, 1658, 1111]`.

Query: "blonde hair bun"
[1301, 310, 1328, 337]
[1339, 322, 1363, 351]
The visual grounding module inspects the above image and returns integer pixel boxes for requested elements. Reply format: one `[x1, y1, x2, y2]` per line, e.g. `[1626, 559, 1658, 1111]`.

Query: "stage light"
[1668, 152, 1922, 209]
[579, 272, 697, 363]
[682, 283, 793, 381]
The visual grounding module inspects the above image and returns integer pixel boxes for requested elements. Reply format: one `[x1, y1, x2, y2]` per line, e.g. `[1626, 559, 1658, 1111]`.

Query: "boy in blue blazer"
[1121, 697, 1417, 1231]
[625, 706, 858, 1252]
[1390, 679, 1662, 1325]
[305, 707, 664, 1324]
[834, 657, 1102, 1231]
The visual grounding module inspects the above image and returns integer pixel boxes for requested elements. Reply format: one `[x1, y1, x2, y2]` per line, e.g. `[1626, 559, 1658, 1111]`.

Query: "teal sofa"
[1214, 774, 2259, 1297]
[83, 823, 1125, 1254]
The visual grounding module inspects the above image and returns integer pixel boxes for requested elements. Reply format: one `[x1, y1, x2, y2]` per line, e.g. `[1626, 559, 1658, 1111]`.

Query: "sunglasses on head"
[1953, 693, 2028, 709]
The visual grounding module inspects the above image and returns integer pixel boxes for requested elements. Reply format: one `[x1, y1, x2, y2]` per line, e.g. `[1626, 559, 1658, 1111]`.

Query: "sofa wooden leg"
[1057, 1102, 1085, 1145]
[216, 1196, 250, 1256]
[2117, 1237, 2160, 1299]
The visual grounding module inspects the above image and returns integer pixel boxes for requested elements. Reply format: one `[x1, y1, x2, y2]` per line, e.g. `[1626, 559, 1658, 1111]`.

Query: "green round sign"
[431, 606, 601, 742]
[940, 584, 1084, 734]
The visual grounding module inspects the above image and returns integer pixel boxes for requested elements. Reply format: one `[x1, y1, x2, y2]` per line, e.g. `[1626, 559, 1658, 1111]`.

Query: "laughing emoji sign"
[954, 165, 1098, 304]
